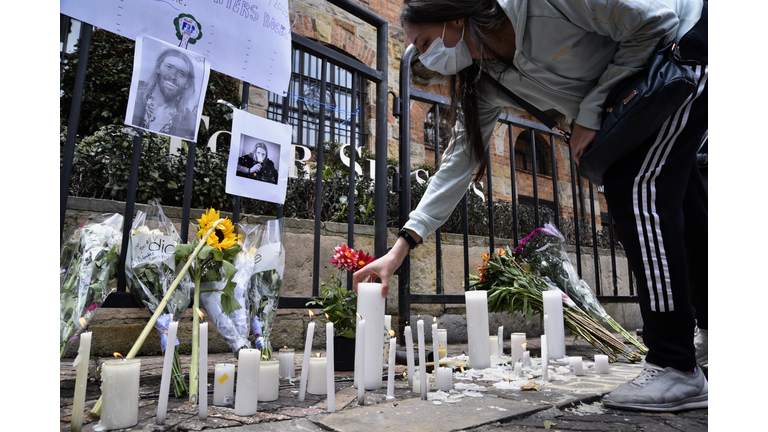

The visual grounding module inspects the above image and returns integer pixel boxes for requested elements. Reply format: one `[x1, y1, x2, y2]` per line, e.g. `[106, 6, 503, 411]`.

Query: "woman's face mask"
[418, 22, 473, 75]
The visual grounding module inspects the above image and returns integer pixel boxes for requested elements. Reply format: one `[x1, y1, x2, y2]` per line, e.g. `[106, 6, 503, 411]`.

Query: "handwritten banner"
[60, 0, 292, 94]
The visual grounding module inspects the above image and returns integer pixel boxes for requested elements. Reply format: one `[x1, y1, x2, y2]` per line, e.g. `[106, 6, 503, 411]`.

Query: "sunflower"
[196, 208, 241, 251]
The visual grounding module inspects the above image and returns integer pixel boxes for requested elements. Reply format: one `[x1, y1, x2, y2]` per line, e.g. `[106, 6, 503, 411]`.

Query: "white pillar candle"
[497, 326, 504, 356]
[510, 333, 526, 364]
[405, 324, 415, 386]
[384, 315, 392, 332]
[354, 314, 362, 389]
[278, 348, 295, 379]
[435, 367, 452, 391]
[386, 336, 396, 399]
[358, 283, 385, 389]
[521, 351, 532, 369]
[541, 335, 549, 383]
[489, 335, 499, 359]
[234, 349, 261, 416]
[595, 354, 610, 374]
[298, 320, 315, 401]
[542, 290, 566, 360]
[569, 356, 584, 375]
[412, 373, 423, 393]
[326, 322, 335, 412]
[258, 360, 279, 401]
[156, 321, 178, 424]
[306, 356, 328, 395]
[199, 322, 208, 420]
[357, 318, 366, 404]
[213, 364, 235, 406]
[100, 359, 141, 430]
[71, 332, 91, 432]
[417, 318, 427, 399]
[513, 362, 523, 378]
[437, 329, 447, 359]
[432, 319, 440, 367]
[464, 290, 491, 369]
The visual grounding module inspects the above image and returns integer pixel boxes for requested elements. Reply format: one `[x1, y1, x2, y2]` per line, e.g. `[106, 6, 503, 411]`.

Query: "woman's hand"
[570, 124, 598, 164]
[353, 236, 412, 298]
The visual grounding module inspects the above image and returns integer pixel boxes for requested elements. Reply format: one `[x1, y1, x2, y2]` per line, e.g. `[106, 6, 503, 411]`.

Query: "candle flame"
[433, 317, 436, 323]
[284, 346, 288, 349]
[308, 310, 315, 319]
[460, 366, 465, 373]
[503, 376, 510, 383]
[263, 355, 269, 360]
[79, 317, 87, 328]
[113, 352, 123, 358]
[197, 309, 205, 321]
[403, 372, 407, 378]
[325, 313, 330, 320]
[389, 330, 395, 337]
[316, 353, 321, 358]
[522, 343, 527, 350]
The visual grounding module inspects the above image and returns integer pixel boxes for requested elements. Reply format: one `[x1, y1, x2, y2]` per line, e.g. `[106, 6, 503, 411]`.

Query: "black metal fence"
[394, 45, 638, 340]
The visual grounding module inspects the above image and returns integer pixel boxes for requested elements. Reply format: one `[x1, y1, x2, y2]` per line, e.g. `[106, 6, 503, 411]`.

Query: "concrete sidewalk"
[59, 335, 708, 432]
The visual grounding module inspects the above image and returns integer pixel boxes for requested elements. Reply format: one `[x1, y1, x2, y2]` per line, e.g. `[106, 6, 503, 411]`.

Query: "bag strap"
[469, 64, 571, 143]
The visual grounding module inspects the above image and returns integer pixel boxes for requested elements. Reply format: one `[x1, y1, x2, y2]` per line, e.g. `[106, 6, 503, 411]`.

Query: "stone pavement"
[60, 335, 708, 432]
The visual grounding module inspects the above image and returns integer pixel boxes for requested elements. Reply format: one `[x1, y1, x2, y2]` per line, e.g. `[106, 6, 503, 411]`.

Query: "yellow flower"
[196, 208, 241, 251]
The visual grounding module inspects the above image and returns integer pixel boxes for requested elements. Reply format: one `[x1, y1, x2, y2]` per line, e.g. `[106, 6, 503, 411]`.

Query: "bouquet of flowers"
[124, 200, 189, 397]
[245, 218, 286, 359]
[174, 208, 242, 402]
[306, 243, 375, 339]
[198, 223, 262, 354]
[513, 224, 646, 354]
[470, 245, 642, 362]
[59, 213, 123, 358]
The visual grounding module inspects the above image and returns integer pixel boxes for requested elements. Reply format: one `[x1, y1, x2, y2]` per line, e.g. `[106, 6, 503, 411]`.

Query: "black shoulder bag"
[481, 38, 699, 186]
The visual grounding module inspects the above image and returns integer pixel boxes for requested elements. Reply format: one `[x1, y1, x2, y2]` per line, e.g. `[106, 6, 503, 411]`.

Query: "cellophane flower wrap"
[513, 223, 646, 354]
[124, 200, 190, 396]
[245, 218, 285, 359]
[199, 223, 261, 353]
[60, 213, 123, 357]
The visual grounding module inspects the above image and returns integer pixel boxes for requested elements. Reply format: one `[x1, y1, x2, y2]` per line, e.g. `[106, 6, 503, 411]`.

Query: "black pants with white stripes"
[602, 4, 708, 372]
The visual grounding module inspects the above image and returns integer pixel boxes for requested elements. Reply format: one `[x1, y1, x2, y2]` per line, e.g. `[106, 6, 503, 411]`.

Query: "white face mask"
[418, 22, 473, 75]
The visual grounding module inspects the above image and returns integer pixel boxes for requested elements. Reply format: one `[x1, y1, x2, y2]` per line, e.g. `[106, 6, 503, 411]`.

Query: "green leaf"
[197, 244, 214, 260]
[221, 260, 237, 281]
[219, 280, 242, 315]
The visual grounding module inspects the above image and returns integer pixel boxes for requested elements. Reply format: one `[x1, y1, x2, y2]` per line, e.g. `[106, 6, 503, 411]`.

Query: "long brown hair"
[400, 0, 512, 182]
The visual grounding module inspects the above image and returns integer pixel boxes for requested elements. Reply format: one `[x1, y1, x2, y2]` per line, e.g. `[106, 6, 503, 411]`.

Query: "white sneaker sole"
[603, 394, 708, 412]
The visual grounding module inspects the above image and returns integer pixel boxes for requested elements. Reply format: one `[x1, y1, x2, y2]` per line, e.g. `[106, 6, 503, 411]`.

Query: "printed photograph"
[236, 135, 281, 185]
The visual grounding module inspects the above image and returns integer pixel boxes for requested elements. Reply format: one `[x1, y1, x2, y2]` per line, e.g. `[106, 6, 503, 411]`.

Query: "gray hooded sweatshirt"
[403, 0, 703, 240]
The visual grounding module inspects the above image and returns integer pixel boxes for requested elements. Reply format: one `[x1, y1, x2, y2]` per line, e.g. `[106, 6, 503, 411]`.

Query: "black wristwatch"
[398, 229, 422, 251]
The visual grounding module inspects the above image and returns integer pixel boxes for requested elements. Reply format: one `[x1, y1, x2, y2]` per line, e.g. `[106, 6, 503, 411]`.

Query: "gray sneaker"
[602, 363, 708, 412]
[694, 327, 708, 368]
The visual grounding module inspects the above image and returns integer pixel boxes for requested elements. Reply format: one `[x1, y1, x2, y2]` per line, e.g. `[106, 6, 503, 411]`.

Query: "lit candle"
[213, 364, 235, 406]
[234, 349, 261, 416]
[298, 311, 315, 402]
[435, 367, 452, 391]
[595, 354, 610, 374]
[417, 318, 427, 399]
[326, 320, 335, 412]
[386, 332, 396, 399]
[464, 290, 491, 369]
[541, 335, 549, 383]
[307, 355, 328, 395]
[569, 356, 584, 375]
[432, 317, 440, 367]
[358, 283, 385, 389]
[258, 359, 279, 401]
[357, 318, 366, 404]
[278, 347, 295, 379]
[542, 290, 566, 360]
[100, 358, 141, 430]
[156, 321, 178, 424]
[405, 323, 415, 387]
[71, 332, 91, 432]
[437, 329, 447, 359]
[510, 333, 526, 364]
[489, 335, 499, 359]
[497, 326, 504, 356]
[199, 322, 208, 419]
[522, 351, 532, 369]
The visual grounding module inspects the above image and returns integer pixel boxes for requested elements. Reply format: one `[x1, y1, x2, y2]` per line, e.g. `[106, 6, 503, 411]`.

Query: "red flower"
[355, 250, 375, 272]
[330, 244, 359, 273]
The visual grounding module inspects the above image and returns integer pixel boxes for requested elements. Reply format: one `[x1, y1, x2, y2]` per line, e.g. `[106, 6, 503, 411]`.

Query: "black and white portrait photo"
[236, 137, 281, 185]
[125, 36, 210, 141]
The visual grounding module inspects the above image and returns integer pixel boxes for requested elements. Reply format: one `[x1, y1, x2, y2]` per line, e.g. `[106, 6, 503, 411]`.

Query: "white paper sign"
[60, 0, 292, 94]
[252, 243, 281, 273]
[125, 36, 211, 141]
[225, 109, 292, 204]
[130, 234, 176, 269]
